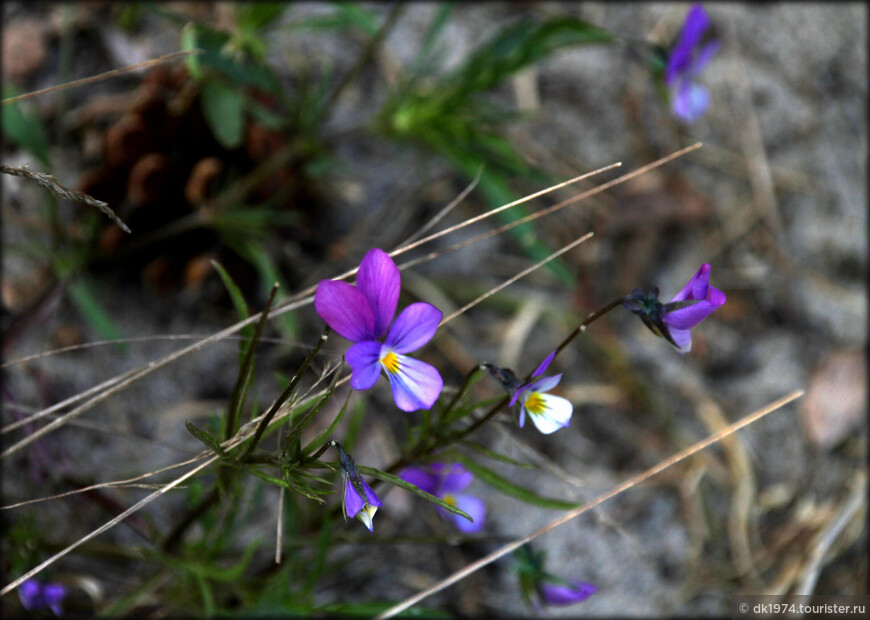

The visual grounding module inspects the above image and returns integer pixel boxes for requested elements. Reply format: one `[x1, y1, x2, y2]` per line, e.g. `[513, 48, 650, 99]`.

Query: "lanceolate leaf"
[356, 466, 472, 523]
[452, 453, 581, 510]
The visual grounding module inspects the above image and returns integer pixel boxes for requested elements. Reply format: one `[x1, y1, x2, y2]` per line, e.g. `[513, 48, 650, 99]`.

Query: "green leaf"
[65, 278, 125, 345]
[235, 2, 287, 32]
[449, 17, 613, 96]
[201, 79, 245, 149]
[1, 88, 51, 167]
[211, 259, 252, 334]
[185, 420, 229, 458]
[451, 453, 581, 510]
[357, 466, 473, 524]
[459, 439, 535, 469]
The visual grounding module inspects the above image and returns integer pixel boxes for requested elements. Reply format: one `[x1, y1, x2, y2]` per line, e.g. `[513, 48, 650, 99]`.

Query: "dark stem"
[241, 326, 330, 460]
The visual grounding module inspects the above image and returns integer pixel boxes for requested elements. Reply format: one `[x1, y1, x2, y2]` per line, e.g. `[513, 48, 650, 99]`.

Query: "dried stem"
[1, 164, 130, 232]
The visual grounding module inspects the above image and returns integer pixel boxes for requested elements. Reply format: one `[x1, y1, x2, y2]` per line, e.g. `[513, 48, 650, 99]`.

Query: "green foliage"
[357, 466, 472, 524]
[200, 79, 246, 149]
[1, 88, 51, 167]
[451, 452, 582, 511]
[65, 277, 125, 344]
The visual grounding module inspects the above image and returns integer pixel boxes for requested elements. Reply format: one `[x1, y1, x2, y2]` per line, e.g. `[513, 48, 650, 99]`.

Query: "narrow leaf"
[357, 466, 472, 523]
[452, 453, 581, 510]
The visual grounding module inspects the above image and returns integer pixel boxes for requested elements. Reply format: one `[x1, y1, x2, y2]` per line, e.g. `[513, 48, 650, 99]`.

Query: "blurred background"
[2, 3, 866, 616]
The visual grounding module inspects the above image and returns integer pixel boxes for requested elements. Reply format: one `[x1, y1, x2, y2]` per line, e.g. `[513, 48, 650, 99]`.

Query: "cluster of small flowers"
[312, 245, 724, 607]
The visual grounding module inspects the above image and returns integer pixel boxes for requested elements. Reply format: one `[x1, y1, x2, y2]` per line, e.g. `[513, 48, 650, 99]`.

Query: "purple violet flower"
[538, 580, 598, 607]
[399, 463, 485, 533]
[332, 440, 383, 532]
[623, 263, 726, 354]
[19, 579, 66, 616]
[665, 4, 719, 123]
[315, 248, 444, 412]
[508, 352, 573, 434]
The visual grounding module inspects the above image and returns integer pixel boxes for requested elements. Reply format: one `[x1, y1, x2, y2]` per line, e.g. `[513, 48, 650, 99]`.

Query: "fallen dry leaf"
[801, 350, 867, 450]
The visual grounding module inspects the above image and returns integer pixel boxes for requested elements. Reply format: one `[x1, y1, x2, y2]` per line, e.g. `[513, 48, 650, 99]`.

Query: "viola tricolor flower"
[315, 248, 444, 412]
[513, 545, 596, 611]
[399, 463, 485, 533]
[508, 351, 573, 434]
[18, 579, 66, 616]
[331, 440, 383, 532]
[622, 263, 726, 354]
[665, 4, 719, 123]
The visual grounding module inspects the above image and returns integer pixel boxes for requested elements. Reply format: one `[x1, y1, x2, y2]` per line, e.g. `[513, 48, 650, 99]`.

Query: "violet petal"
[385, 303, 442, 354]
[346, 341, 383, 390]
[356, 248, 400, 339]
[314, 280, 376, 342]
[344, 477, 364, 518]
[439, 464, 473, 493]
[385, 355, 443, 412]
[531, 350, 557, 378]
[360, 478, 383, 507]
[669, 264, 711, 302]
[399, 467, 438, 495]
[539, 580, 597, 606]
[446, 494, 486, 533]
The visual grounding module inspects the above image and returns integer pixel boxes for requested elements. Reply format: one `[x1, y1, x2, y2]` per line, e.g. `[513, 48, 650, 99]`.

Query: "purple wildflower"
[332, 440, 383, 532]
[508, 352, 573, 434]
[623, 263, 726, 353]
[538, 580, 598, 607]
[399, 463, 485, 533]
[665, 4, 719, 123]
[315, 248, 444, 412]
[19, 579, 66, 616]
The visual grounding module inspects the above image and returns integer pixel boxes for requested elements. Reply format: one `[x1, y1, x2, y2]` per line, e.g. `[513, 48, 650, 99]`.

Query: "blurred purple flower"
[623, 263, 726, 353]
[665, 4, 719, 122]
[19, 579, 66, 616]
[399, 463, 485, 533]
[538, 580, 598, 607]
[315, 248, 443, 412]
[508, 352, 573, 434]
[332, 440, 383, 532]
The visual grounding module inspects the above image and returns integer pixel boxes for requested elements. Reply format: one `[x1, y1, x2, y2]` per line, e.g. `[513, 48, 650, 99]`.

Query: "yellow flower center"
[442, 493, 457, 507]
[524, 392, 548, 416]
[381, 351, 400, 374]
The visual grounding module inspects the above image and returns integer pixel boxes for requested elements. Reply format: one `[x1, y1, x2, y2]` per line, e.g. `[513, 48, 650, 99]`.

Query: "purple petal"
[386, 356, 443, 412]
[663, 286, 726, 330]
[446, 494, 486, 533]
[42, 584, 66, 617]
[539, 580, 597, 606]
[669, 264, 711, 303]
[356, 248, 400, 339]
[439, 464, 473, 493]
[360, 478, 383, 507]
[667, 326, 693, 354]
[525, 374, 562, 395]
[344, 477, 364, 518]
[531, 350, 557, 378]
[346, 341, 383, 390]
[18, 580, 42, 610]
[399, 467, 438, 495]
[672, 81, 710, 123]
[314, 280, 376, 342]
[678, 4, 710, 51]
[385, 303, 442, 354]
[691, 39, 720, 76]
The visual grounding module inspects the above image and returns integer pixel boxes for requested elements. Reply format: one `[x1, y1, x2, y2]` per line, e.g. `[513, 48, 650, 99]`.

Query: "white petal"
[529, 394, 573, 434]
[355, 504, 378, 532]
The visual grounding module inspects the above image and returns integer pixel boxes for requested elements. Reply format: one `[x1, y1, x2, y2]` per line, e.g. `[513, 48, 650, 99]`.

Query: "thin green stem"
[224, 283, 280, 440]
